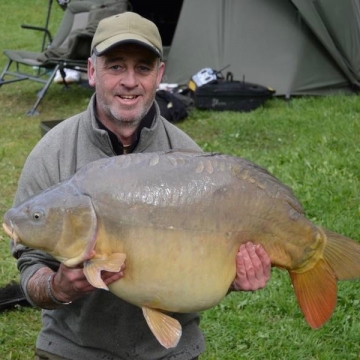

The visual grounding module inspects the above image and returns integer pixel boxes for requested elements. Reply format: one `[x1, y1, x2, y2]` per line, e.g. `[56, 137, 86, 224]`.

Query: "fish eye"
[32, 210, 44, 221]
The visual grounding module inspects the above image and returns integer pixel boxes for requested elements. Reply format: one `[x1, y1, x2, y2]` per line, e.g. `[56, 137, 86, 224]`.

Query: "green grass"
[1, 1, 360, 359]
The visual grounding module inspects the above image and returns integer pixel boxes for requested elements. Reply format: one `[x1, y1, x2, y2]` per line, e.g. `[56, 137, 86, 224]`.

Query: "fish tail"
[290, 258, 337, 329]
[322, 228, 360, 280]
[289, 228, 360, 329]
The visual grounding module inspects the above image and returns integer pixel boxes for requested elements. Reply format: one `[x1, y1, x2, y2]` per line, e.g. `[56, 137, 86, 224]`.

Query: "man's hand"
[231, 242, 271, 291]
[27, 260, 126, 309]
[51, 262, 126, 303]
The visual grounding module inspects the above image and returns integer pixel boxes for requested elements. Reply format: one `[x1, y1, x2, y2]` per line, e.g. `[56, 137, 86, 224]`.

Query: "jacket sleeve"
[10, 136, 63, 306]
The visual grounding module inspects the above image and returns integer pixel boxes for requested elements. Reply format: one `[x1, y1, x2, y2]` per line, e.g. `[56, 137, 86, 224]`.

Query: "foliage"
[0, 1, 360, 359]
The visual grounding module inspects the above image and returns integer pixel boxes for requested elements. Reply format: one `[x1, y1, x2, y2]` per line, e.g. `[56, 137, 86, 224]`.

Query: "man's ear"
[87, 57, 96, 87]
[157, 61, 166, 86]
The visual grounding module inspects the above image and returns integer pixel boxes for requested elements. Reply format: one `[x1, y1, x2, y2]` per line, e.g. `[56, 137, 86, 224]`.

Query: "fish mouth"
[2, 221, 19, 247]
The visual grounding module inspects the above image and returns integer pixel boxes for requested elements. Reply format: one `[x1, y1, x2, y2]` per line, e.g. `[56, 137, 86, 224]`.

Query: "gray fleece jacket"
[13, 95, 205, 360]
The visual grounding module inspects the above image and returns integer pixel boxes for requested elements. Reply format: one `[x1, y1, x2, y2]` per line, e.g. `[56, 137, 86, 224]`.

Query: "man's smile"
[119, 95, 139, 99]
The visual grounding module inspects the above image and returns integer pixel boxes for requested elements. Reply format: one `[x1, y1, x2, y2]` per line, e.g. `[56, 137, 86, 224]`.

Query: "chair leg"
[26, 64, 60, 116]
[0, 59, 18, 86]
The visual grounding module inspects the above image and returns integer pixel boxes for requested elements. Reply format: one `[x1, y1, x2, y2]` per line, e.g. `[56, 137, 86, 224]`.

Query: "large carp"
[3, 151, 360, 348]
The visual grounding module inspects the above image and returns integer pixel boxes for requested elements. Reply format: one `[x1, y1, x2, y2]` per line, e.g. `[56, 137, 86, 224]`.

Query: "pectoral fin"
[83, 253, 126, 290]
[142, 306, 182, 349]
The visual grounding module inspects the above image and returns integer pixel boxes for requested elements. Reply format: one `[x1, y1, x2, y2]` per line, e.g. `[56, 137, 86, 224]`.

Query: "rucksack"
[156, 90, 194, 123]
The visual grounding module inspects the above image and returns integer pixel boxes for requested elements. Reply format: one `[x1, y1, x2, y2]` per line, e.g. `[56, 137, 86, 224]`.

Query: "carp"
[3, 151, 360, 349]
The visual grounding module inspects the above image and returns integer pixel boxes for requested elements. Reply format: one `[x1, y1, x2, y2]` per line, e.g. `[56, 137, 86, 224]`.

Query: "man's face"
[88, 43, 165, 131]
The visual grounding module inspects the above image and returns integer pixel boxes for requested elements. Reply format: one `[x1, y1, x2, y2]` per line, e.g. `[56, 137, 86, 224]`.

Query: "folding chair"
[0, 0, 128, 116]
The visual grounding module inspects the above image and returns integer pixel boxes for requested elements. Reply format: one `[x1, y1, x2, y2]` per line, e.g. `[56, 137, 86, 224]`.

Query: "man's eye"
[138, 66, 150, 72]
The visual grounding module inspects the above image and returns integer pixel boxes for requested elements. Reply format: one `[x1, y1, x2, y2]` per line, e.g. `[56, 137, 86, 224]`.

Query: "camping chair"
[0, 0, 129, 116]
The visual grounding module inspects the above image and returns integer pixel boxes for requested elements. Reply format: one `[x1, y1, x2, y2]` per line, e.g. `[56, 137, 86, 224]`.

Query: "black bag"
[156, 90, 194, 123]
[193, 71, 275, 112]
[189, 69, 275, 111]
[0, 281, 30, 311]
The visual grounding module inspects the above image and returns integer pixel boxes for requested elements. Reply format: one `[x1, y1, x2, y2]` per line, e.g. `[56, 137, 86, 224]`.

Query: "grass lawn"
[1, 1, 360, 359]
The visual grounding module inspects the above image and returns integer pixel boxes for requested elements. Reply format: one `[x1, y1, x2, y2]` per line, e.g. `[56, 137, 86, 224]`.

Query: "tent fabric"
[163, 0, 360, 96]
[291, 0, 360, 87]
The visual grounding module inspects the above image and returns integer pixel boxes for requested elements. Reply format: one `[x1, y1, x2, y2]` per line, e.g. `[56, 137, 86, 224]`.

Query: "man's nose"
[121, 69, 137, 88]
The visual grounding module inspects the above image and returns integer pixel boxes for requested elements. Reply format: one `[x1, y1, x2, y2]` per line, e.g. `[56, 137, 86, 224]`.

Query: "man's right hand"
[27, 262, 125, 309]
[51, 262, 126, 303]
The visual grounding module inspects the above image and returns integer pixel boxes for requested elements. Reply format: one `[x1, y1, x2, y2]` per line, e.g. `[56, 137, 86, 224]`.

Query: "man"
[11, 12, 271, 360]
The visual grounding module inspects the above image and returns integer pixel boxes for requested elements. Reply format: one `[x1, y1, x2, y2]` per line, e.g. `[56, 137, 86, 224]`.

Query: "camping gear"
[162, 0, 360, 97]
[194, 78, 275, 112]
[190, 68, 275, 111]
[156, 90, 194, 122]
[0, 281, 30, 311]
[191, 68, 218, 88]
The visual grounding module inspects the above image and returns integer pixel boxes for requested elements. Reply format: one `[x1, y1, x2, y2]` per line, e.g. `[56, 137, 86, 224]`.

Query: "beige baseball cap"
[91, 12, 163, 58]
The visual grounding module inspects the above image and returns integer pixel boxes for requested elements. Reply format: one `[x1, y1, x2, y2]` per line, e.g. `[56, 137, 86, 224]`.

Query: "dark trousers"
[35, 348, 199, 359]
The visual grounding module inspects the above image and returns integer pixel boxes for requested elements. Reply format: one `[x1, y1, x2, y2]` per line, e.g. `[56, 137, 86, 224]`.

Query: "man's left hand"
[231, 241, 271, 291]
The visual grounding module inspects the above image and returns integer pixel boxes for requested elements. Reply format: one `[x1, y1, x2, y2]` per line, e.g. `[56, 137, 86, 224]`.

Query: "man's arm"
[26, 263, 125, 309]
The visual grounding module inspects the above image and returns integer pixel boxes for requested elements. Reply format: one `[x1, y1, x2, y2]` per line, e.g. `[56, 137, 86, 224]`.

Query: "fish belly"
[100, 226, 239, 313]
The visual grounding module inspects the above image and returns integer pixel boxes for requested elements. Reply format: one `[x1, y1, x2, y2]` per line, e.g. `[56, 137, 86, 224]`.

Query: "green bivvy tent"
[141, 0, 360, 97]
